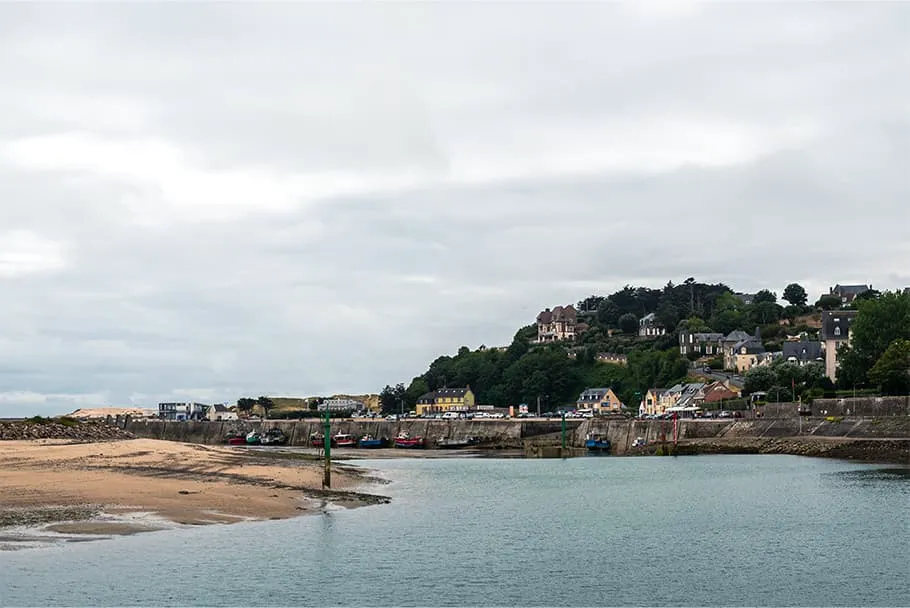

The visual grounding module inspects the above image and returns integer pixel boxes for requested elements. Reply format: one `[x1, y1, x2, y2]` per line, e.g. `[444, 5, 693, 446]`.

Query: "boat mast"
[323, 405, 331, 488]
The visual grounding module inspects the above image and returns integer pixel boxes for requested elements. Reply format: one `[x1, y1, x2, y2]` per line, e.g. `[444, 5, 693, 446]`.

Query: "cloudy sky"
[1, 3, 908, 415]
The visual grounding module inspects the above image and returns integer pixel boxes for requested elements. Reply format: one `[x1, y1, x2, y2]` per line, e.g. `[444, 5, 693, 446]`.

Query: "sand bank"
[0, 438, 387, 536]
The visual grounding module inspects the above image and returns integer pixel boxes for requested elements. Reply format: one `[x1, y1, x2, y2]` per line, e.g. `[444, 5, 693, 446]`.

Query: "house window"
[834, 327, 841, 337]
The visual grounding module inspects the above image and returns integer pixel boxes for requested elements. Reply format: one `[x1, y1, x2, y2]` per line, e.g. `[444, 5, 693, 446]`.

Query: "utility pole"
[322, 405, 331, 488]
[537, 395, 541, 417]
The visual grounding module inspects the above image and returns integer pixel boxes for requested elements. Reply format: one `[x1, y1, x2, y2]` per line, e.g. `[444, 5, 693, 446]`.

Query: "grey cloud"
[0, 2, 908, 415]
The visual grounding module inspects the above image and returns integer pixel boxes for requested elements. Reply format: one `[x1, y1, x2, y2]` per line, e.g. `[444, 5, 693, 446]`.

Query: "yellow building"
[415, 387, 476, 416]
[641, 388, 666, 416]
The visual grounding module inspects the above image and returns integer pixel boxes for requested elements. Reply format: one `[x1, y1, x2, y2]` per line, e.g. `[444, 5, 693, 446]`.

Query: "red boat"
[393, 432, 425, 449]
[333, 433, 357, 447]
[227, 436, 246, 445]
[310, 432, 328, 448]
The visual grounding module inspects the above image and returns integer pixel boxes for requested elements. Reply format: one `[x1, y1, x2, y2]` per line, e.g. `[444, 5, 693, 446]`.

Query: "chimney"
[754, 326, 761, 340]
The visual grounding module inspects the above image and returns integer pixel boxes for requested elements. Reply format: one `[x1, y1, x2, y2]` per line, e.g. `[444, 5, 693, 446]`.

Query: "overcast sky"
[1, 3, 908, 415]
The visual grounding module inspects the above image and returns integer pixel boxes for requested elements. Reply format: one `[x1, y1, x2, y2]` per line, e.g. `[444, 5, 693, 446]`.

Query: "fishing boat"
[245, 430, 261, 445]
[309, 432, 327, 448]
[333, 433, 357, 447]
[225, 430, 246, 445]
[358, 434, 386, 449]
[436, 436, 479, 449]
[631, 436, 647, 448]
[260, 428, 288, 446]
[584, 433, 611, 452]
[393, 431, 424, 449]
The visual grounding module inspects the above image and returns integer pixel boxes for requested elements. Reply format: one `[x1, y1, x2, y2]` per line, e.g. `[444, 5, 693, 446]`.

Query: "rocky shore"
[634, 436, 910, 464]
[0, 419, 135, 441]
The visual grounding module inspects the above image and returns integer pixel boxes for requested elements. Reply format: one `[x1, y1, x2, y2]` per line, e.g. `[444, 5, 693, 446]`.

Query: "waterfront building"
[416, 387, 476, 416]
[820, 310, 857, 381]
[158, 402, 209, 421]
[575, 387, 623, 413]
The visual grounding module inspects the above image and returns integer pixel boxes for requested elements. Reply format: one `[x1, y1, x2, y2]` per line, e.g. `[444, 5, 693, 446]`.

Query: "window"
[834, 326, 841, 337]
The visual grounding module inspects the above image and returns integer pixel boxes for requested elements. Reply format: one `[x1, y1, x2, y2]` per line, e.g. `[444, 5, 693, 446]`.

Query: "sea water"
[0, 455, 907, 607]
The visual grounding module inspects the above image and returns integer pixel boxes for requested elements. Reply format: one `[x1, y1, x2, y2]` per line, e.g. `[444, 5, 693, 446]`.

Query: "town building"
[318, 398, 366, 412]
[596, 352, 628, 366]
[638, 312, 666, 337]
[820, 310, 857, 381]
[696, 381, 740, 405]
[207, 404, 238, 421]
[575, 387, 623, 413]
[640, 388, 666, 416]
[679, 331, 725, 356]
[722, 329, 761, 370]
[536, 305, 578, 342]
[828, 284, 871, 305]
[415, 387, 476, 416]
[782, 340, 824, 367]
[158, 402, 209, 421]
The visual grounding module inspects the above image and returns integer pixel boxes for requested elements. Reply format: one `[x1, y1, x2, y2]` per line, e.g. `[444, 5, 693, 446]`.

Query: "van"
[441, 412, 461, 420]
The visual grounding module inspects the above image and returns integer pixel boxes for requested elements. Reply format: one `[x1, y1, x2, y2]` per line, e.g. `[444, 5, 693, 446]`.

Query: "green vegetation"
[836, 291, 910, 394]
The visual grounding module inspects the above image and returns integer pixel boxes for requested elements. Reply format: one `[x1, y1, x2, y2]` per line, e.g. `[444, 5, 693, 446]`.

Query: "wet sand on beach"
[0, 438, 378, 532]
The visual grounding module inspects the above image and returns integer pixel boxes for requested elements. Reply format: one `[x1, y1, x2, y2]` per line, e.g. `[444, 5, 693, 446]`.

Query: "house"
[829, 284, 871, 305]
[722, 329, 760, 370]
[415, 387, 476, 416]
[576, 387, 623, 413]
[158, 402, 209, 421]
[674, 383, 705, 409]
[782, 340, 824, 366]
[536, 305, 579, 342]
[207, 404, 238, 421]
[679, 331, 725, 356]
[730, 339, 770, 373]
[638, 313, 666, 337]
[596, 352, 628, 365]
[318, 397, 365, 412]
[820, 310, 857, 381]
[696, 381, 740, 405]
[734, 292, 756, 306]
[659, 384, 687, 412]
[641, 388, 666, 416]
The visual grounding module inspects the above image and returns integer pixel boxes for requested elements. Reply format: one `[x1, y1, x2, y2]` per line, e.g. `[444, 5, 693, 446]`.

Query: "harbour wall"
[121, 415, 909, 451]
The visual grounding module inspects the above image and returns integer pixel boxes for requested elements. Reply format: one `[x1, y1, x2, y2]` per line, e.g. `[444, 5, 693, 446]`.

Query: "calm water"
[1, 455, 908, 607]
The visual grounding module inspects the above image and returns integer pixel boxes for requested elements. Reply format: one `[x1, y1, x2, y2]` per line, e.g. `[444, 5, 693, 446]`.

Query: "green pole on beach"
[561, 411, 567, 456]
[323, 407, 331, 488]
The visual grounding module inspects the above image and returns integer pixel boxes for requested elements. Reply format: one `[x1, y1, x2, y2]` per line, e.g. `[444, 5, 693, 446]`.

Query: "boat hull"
[585, 440, 611, 452]
[394, 439, 424, 449]
[358, 439, 385, 448]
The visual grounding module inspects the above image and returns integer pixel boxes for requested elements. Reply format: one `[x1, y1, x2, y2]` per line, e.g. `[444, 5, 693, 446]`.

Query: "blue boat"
[585, 433, 611, 452]
[358, 434, 386, 448]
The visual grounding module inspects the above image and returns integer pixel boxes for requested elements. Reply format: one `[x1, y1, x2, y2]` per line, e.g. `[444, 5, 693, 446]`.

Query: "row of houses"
[157, 402, 238, 421]
[640, 381, 740, 416]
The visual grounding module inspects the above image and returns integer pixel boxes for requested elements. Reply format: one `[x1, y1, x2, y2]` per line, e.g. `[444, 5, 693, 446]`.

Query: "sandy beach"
[0, 438, 387, 538]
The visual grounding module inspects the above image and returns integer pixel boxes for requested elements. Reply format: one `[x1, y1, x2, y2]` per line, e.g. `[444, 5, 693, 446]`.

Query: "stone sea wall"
[0, 420, 135, 441]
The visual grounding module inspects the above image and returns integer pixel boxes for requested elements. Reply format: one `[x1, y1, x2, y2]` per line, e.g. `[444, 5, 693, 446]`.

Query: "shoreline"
[0, 438, 389, 549]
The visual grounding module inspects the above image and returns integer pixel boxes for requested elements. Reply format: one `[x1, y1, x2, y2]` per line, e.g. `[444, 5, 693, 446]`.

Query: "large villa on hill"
[536, 305, 589, 342]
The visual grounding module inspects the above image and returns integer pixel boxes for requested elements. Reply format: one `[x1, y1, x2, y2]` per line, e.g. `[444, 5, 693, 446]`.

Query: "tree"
[236, 397, 256, 413]
[815, 294, 841, 310]
[257, 396, 274, 418]
[379, 383, 407, 414]
[619, 313, 638, 334]
[754, 289, 777, 304]
[837, 291, 910, 388]
[743, 366, 776, 395]
[782, 283, 808, 307]
[868, 339, 910, 395]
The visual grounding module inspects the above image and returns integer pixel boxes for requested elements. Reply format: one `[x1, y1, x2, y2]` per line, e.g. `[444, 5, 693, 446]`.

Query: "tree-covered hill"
[378, 279, 907, 413]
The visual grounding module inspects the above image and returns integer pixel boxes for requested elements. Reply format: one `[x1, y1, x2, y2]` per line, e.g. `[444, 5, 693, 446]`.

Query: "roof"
[687, 332, 725, 341]
[820, 310, 857, 340]
[420, 387, 472, 402]
[578, 387, 613, 400]
[725, 330, 753, 343]
[734, 339, 765, 354]
[782, 341, 823, 362]
[831, 284, 870, 295]
[213, 404, 230, 412]
[537, 304, 577, 323]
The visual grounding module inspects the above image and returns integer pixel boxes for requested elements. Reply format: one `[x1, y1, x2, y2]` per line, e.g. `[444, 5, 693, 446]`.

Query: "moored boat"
[333, 433, 357, 447]
[260, 428, 288, 446]
[358, 434, 385, 448]
[309, 432, 325, 447]
[585, 433, 611, 452]
[394, 431, 424, 449]
[225, 430, 246, 445]
[245, 430, 261, 445]
[436, 436, 479, 449]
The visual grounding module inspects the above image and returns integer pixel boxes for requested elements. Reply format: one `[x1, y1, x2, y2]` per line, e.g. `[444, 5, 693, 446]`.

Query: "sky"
[1, 3, 908, 416]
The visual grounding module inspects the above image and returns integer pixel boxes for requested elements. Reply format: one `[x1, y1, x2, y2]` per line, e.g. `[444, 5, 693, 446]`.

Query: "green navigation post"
[561, 411, 567, 456]
[323, 407, 331, 488]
